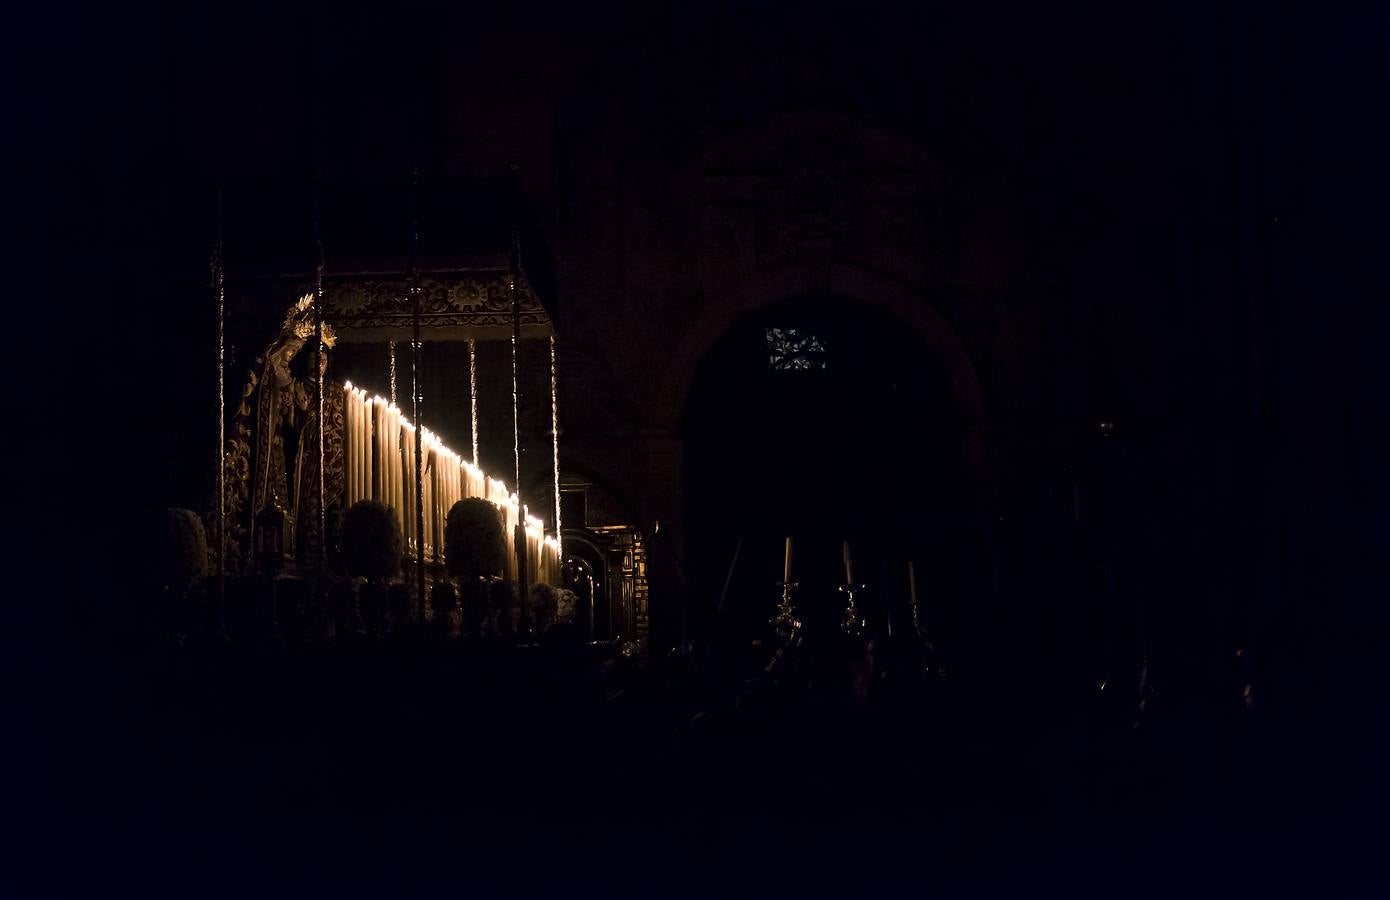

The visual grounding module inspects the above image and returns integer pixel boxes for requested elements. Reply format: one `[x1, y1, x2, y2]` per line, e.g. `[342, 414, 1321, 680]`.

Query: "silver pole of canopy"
[410, 167, 426, 622]
[213, 181, 226, 630]
[469, 338, 479, 467]
[550, 334, 562, 568]
[388, 340, 397, 406]
[313, 172, 326, 604]
[510, 176, 529, 610]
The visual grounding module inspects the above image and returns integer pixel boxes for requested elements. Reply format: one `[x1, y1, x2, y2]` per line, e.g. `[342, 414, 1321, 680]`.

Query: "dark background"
[12, 0, 1390, 894]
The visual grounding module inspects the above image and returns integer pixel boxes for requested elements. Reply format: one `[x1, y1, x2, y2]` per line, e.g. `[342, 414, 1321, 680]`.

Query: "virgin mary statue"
[230, 294, 346, 573]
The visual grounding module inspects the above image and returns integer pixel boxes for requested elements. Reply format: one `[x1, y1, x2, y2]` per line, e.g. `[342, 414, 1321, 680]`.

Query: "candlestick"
[771, 578, 800, 643]
[839, 582, 867, 638]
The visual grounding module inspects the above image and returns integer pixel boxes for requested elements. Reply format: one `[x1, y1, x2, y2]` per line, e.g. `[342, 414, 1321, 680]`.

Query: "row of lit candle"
[342, 382, 561, 584]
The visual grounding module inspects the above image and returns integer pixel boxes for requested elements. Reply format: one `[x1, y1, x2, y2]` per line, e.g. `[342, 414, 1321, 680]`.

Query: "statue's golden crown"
[281, 293, 337, 348]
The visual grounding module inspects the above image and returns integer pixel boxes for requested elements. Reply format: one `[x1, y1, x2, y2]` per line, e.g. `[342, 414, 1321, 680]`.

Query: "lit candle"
[344, 389, 354, 503]
[365, 398, 374, 501]
[342, 389, 351, 503]
[414, 429, 422, 553]
[392, 410, 402, 532]
[375, 401, 384, 501]
[399, 414, 405, 517]
[352, 391, 362, 503]
[783, 536, 793, 583]
[350, 391, 359, 503]
[365, 399, 372, 501]
[401, 423, 410, 550]
[421, 443, 429, 559]
[398, 413, 406, 539]
[842, 540, 854, 586]
[408, 426, 417, 552]
[424, 438, 431, 558]
[353, 395, 360, 502]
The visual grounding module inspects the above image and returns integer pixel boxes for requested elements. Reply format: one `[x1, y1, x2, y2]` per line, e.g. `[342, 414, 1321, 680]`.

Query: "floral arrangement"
[445, 498, 505, 581]
[555, 588, 578, 624]
[529, 582, 558, 630]
[339, 500, 403, 581]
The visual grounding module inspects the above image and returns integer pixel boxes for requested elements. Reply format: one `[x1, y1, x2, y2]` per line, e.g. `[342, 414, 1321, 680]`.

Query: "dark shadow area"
[18, 629, 1386, 898]
[683, 296, 963, 649]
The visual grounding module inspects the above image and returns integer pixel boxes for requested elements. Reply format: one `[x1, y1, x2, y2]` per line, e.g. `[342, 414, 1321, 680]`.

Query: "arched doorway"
[682, 294, 966, 645]
[561, 538, 604, 640]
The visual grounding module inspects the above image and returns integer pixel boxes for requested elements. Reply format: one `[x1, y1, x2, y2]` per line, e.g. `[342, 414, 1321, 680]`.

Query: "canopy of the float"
[320, 264, 553, 342]
[216, 171, 557, 341]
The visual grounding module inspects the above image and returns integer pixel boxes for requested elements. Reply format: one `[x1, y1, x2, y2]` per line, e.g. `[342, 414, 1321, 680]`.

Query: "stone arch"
[651, 262, 985, 433]
[557, 529, 609, 638]
[669, 108, 951, 195]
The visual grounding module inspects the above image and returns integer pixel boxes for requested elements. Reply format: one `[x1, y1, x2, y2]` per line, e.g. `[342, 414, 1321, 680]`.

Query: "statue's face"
[269, 336, 304, 375]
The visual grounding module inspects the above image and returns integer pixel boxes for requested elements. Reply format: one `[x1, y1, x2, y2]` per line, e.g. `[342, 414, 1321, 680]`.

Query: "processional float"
[207, 173, 564, 616]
